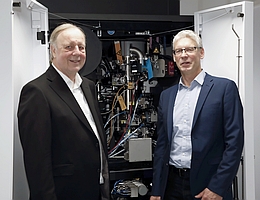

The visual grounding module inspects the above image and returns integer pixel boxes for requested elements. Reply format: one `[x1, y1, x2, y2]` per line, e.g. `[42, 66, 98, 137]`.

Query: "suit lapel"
[192, 74, 214, 128]
[46, 66, 93, 131]
[80, 81, 99, 126]
[80, 79, 107, 146]
[167, 86, 178, 142]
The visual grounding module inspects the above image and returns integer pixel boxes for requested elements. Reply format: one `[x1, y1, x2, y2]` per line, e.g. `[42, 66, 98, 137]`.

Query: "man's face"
[51, 28, 86, 80]
[173, 37, 204, 76]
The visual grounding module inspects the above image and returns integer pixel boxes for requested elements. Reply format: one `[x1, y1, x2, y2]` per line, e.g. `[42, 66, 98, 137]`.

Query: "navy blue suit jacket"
[151, 73, 244, 199]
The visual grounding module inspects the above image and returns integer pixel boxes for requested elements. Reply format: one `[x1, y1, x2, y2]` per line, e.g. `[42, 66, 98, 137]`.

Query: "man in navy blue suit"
[150, 30, 244, 200]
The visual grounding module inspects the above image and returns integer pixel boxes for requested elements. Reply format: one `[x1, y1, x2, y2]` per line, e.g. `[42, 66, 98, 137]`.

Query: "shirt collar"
[194, 69, 206, 86]
[178, 70, 206, 89]
[52, 64, 82, 90]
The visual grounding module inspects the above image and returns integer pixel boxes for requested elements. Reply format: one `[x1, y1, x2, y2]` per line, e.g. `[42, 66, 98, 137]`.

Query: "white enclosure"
[13, 0, 49, 198]
[0, 0, 49, 199]
[194, 1, 254, 200]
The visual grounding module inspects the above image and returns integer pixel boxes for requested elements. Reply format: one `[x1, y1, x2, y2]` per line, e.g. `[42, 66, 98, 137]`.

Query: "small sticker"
[107, 30, 115, 35]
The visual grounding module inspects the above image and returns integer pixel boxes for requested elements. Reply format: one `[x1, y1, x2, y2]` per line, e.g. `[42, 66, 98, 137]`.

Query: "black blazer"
[18, 66, 110, 200]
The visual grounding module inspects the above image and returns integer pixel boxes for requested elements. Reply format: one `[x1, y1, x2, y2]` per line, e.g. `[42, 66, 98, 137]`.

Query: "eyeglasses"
[173, 47, 201, 56]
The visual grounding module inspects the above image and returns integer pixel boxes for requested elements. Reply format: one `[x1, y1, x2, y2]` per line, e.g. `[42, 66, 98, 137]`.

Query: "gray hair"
[49, 23, 86, 62]
[172, 30, 203, 49]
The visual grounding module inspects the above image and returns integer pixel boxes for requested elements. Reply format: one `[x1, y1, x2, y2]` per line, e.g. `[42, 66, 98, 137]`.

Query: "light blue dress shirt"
[169, 70, 206, 168]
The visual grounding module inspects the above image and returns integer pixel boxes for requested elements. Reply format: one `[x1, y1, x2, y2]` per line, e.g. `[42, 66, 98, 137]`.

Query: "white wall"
[180, 0, 258, 15]
[180, 1, 199, 15]
[253, 3, 260, 200]
[0, 1, 14, 198]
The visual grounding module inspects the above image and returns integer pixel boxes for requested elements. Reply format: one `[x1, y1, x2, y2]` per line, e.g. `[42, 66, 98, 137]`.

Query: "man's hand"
[150, 196, 161, 200]
[195, 188, 223, 200]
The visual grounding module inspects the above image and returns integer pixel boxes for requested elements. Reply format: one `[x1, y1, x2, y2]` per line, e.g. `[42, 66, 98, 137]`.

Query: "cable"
[108, 124, 144, 157]
[202, 9, 231, 25]
[150, 25, 194, 37]
[108, 78, 142, 154]
[129, 94, 143, 126]
[48, 12, 101, 29]
[111, 180, 131, 197]
[109, 148, 125, 158]
[151, 9, 231, 37]
[104, 111, 126, 129]
[107, 86, 127, 144]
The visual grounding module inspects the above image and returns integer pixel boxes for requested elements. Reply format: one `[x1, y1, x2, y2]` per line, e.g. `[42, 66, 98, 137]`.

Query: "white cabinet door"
[194, 2, 254, 200]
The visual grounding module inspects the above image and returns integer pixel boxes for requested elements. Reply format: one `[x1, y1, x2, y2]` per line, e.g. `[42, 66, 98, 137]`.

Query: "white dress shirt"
[53, 64, 104, 184]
